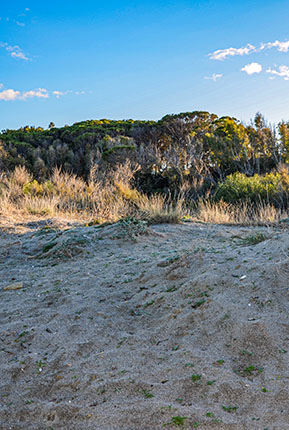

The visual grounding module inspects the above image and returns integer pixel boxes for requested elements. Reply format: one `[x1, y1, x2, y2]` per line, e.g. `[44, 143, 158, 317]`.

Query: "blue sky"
[2, 0, 289, 129]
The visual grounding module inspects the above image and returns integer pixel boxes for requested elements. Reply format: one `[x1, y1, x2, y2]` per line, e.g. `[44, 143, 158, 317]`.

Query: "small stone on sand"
[3, 282, 24, 291]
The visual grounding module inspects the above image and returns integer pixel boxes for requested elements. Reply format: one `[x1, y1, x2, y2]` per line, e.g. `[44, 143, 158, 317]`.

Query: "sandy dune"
[1, 219, 289, 429]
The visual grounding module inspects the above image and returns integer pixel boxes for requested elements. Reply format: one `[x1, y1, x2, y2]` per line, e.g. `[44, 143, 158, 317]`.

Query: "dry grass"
[0, 164, 184, 225]
[23, 195, 61, 216]
[195, 199, 233, 224]
[193, 199, 288, 226]
[136, 193, 184, 224]
[115, 179, 185, 224]
[1, 165, 288, 227]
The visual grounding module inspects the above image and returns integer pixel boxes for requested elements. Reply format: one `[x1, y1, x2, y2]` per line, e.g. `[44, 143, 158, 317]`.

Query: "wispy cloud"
[0, 42, 29, 60]
[52, 90, 65, 98]
[0, 85, 86, 101]
[266, 65, 289, 80]
[2, 8, 31, 26]
[19, 8, 30, 16]
[241, 62, 262, 75]
[204, 73, 223, 81]
[22, 88, 49, 99]
[11, 51, 28, 60]
[209, 44, 256, 60]
[263, 40, 289, 52]
[210, 39, 289, 61]
[52, 90, 86, 98]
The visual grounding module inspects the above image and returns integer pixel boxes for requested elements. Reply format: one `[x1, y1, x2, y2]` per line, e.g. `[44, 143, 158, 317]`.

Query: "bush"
[215, 172, 289, 207]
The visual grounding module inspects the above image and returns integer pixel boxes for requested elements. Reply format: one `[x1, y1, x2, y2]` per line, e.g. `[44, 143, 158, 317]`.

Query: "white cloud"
[266, 65, 289, 80]
[11, 51, 28, 60]
[0, 89, 21, 101]
[22, 88, 49, 99]
[53, 90, 87, 97]
[0, 42, 29, 60]
[52, 90, 64, 98]
[0, 87, 49, 101]
[0, 85, 84, 101]
[241, 62, 262, 75]
[264, 40, 289, 52]
[209, 44, 256, 60]
[209, 39, 289, 61]
[16, 21, 25, 27]
[204, 73, 223, 81]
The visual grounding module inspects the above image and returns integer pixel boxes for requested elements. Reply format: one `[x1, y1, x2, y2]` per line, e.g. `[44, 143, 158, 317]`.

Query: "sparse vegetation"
[241, 232, 268, 245]
[191, 374, 202, 382]
[2, 194, 289, 429]
[142, 389, 155, 399]
[222, 405, 238, 413]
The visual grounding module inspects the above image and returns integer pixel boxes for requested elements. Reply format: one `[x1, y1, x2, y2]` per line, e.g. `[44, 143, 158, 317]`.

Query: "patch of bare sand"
[1, 221, 289, 429]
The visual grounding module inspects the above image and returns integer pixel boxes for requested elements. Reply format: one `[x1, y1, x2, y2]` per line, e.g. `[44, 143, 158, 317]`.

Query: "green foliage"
[243, 365, 257, 374]
[191, 374, 202, 382]
[102, 145, 136, 159]
[243, 365, 264, 375]
[222, 405, 238, 413]
[170, 416, 187, 426]
[215, 171, 289, 205]
[23, 180, 55, 196]
[1, 111, 289, 208]
[192, 299, 206, 309]
[142, 389, 154, 398]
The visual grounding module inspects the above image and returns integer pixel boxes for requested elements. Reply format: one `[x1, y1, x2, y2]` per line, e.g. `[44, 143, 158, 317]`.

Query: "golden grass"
[136, 193, 184, 224]
[23, 195, 60, 216]
[193, 199, 288, 226]
[1, 165, 288, 227]
[0, 164, 184, 225]
[115, 180, 184, 223]
[0, 165, 125, 222]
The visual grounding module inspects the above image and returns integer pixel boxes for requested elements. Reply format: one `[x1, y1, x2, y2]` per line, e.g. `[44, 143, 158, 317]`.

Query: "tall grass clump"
[0, 163, 185, 224]
[0, 165, 129, 221]
[194, 199, 287, 226]
[134, 193, 184, 224]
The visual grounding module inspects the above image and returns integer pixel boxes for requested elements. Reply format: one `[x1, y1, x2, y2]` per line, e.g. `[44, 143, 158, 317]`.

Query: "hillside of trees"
[2, 111, 289, 207]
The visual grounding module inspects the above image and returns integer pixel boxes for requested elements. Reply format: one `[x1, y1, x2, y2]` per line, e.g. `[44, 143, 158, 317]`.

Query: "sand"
[1, 218, 289, 429]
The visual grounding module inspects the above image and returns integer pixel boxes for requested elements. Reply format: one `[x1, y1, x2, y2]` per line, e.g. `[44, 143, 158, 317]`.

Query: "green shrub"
[215, 172, 289, 206]
[102, 145, 136, 159]
[23, 180, 55, 197]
